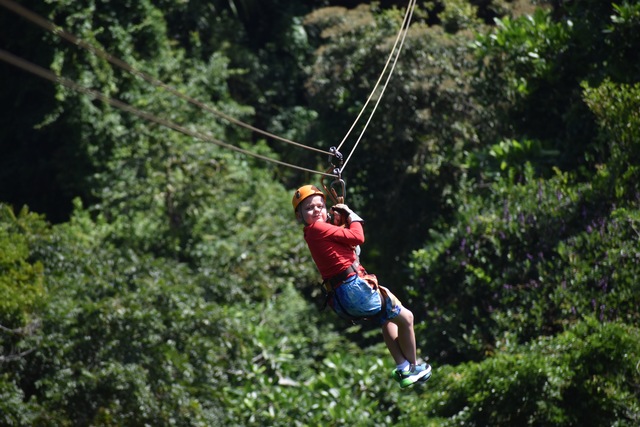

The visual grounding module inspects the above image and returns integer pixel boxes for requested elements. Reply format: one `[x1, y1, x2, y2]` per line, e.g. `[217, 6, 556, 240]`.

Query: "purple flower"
[599, 279, 608, 293]
[538, 182, 543, 201]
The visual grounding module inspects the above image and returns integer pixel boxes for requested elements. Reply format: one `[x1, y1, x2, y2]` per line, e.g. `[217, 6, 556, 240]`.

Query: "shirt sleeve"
[322, 221, 365, 245]
[304, 221, 365, 280]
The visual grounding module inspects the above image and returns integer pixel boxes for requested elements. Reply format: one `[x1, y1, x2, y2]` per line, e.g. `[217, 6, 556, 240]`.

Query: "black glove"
[332, 203, 364, 224]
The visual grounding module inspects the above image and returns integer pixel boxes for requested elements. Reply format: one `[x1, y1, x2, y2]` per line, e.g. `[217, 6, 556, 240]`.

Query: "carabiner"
[321, 147, 346, 204]
[330, 169, 346, 204]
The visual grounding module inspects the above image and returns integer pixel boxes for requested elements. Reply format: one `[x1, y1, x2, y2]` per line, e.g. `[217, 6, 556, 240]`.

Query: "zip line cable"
[335, 0, 416, 157]
[340, 0, 416, 173]
[1, 0, 415, 178]
[0, 0, 332, 157]
[0, 49, 337, 178]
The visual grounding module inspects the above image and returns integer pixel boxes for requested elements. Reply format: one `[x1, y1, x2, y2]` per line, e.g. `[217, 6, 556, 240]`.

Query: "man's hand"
[332, 204, 364, 224]
[329, 206, 347, 226]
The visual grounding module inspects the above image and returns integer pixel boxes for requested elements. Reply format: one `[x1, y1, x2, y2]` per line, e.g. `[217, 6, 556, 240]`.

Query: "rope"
[0, 0, 333, 157]
[340, 0, 416, 173]
[0, 49, 337, 178]
[2, 0, 416, 177]
[337, 0, 415, 151]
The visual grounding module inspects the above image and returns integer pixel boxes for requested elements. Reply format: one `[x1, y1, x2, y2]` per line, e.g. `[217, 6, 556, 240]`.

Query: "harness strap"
[327, 261, 360, 289]
[321, 265, 389, 323]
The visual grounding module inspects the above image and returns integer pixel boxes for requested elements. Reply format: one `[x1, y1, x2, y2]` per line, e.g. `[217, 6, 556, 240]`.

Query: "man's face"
[298, 195, 327, 225]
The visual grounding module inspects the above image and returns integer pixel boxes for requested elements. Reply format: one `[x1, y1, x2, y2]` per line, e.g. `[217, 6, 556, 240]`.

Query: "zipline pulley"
[321, 146, 346, 204]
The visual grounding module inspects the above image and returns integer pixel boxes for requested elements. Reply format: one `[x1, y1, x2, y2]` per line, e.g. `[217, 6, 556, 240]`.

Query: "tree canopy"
[1, 0, 639, 425]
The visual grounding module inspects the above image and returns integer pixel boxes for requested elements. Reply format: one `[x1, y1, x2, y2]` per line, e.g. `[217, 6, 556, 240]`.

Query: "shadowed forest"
[1, 0, 639, 425]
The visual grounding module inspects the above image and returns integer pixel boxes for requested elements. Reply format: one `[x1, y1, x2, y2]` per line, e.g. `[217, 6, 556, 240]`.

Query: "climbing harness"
[321, 262, 390, 324]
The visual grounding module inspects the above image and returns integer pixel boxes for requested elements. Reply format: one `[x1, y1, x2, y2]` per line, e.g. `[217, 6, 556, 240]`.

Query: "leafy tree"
[0, 0, 168, 219]
[410, 164, 592, 361]
[408, 0, 640, 364]
[302, 3, 486, 291]
[2, 0, 640, 424]
[0, 205, 48, 426]
[472, 1, 640, 179]
[414, 319, 640, 426]
[583, 79, 640, 202]
[0, 200, 414, 426]
[472, 7, 582, 175]
[0, 206, 46, 332]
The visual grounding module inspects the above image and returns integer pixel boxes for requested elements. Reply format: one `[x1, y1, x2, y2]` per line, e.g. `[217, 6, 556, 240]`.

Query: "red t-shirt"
[304, 221, 365, 280]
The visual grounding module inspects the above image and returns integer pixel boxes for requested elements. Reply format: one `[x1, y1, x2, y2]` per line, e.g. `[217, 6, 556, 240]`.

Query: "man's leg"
[382, 307, 417, 364]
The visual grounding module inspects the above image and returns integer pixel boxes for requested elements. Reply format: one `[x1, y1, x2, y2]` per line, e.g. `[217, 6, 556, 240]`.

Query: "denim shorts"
[331, 274, 402, 324]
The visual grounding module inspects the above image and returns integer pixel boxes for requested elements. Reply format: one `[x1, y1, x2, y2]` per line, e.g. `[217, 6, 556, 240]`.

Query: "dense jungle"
[1, 0, 639, 425]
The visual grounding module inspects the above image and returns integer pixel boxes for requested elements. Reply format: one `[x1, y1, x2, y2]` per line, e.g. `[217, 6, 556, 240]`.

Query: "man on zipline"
[293, 185, 432, 388]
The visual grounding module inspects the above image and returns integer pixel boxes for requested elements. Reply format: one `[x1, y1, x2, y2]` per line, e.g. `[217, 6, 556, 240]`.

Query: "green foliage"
[303, 3, 484, 283]
[216, 294, 397, 427]
[3, 207, 403, 426]
[549, 205, 640, 326]
[475, 8, 571, 98]
[410, 162, 640, 362]
[0, 206, 46, 330]
[0, 374, 39, 427]
[94, 133, 308, 304]
[469, 137, 559, 182]
[472, 8, 577, 170]
[440, 0, 482, 33]
[0, 204, 48, 395]
[2, 0, 640, 425]
[583, 79, 640, 201]
[415, 319, 640, 426]
[14, 210, 258, 424]
[472, 1, 640, 178]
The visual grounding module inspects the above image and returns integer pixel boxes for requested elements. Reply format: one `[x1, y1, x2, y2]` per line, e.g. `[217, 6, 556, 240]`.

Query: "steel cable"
[0, 0, 333, 157]
[336, 0, 417, 173]
[340, 0, 416, 173]
[0, 49, 337, 177]
[1, 0, 416, 178]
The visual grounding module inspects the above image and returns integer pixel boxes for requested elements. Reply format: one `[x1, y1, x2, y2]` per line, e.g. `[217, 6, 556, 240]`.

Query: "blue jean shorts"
[331, 274, 401, 324]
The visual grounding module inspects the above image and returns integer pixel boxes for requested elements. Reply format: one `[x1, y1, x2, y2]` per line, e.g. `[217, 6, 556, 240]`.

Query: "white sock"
[396, 360, 410, 372]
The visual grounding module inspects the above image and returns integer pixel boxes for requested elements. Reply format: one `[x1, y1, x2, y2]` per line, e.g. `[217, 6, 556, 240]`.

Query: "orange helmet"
[292, 185, 325, 213]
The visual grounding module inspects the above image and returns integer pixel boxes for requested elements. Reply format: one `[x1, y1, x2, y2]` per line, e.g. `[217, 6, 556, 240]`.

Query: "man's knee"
[398, 307, 414, 327]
